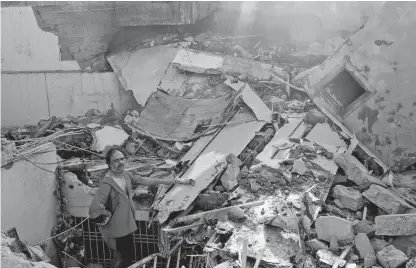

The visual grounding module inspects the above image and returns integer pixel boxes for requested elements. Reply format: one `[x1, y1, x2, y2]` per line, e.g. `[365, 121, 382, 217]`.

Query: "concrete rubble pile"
[2, 17, 416, 268]
[1, 231, 55, 268]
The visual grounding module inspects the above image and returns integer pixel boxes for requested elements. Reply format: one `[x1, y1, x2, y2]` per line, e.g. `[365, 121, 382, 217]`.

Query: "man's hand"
[174, 178, 195, 185]
[96, 210, 111, 226]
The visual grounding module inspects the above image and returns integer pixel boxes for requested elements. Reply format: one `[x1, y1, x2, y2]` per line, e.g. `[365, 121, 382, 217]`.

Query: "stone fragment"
[376, 245, 408, 268]
[249, 180, 261, 192]
[391, 235, 416, 254]
[406, 257, 416, 268]
[333, 185, 365, 211]
[349, 254, 359, 262]
[220, 154, 242, 191]
[354, 220, 376, 235]
[362, 185, 408, 214]
[305, 108, 326, 126]
[364, 254, 377, 268]
[375, 214, 416, 236]
[315, 216, 354, 245]
[334, 173, 348, 184]
[268, 209, 298, 233]
[215, 185, 226, 192]
[305, 239, 328, 252]
[355, 233, 375, 259]
[227, 207, 245, 221]
[408, 246, 416, 258]
[371, 238, 389, 253]
[292, 158, 307, 175]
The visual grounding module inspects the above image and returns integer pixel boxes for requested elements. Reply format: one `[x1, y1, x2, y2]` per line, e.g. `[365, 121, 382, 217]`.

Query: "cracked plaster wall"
[297, 2, 416, 171]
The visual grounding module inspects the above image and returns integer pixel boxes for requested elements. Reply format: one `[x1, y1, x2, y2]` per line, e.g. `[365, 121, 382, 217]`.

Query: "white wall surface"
[1, 143, 59, 264]
[1, 7, 80, 72]
[1, 72, 123, 127]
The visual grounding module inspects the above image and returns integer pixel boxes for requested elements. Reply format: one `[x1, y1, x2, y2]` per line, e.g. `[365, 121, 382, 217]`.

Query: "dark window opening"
[323, 70, 367, 112]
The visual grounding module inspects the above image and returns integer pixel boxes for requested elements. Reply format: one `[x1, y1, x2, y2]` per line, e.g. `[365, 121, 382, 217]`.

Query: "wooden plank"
[155, 111, 264, 223]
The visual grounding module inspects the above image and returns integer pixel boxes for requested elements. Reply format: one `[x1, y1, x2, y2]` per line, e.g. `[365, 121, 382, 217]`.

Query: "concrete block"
[355, 233, 375, 259]
[315, 216, 354, 244]
[371, 238, 389, 253]
[292, 158, 307, 175]
[353, 220, 376, 235]
[362, 185, 408, 214]
[333, 185, 364, 211]
[376, 245, 408, 268]
[375, 214, 416, 236]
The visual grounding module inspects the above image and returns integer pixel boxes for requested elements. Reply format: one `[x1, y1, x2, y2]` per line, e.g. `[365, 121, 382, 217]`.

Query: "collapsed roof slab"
[155, 111, 264, 223]
[172, 49, 288, 81]
[107, 45, 179, 106]
[124, 90, 234, 141]
[293, 1, 416, 172]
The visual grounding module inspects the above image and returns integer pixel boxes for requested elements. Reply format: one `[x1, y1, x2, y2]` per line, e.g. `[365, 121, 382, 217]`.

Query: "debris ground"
[2, 5, 416, 268]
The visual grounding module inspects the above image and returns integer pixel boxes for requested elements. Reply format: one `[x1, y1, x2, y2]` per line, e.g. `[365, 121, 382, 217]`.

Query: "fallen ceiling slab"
[124, 90, 234, 141]
[107, 46, 179, 106]
[155, 110, 265, 223]
[172, 49, 288, 80]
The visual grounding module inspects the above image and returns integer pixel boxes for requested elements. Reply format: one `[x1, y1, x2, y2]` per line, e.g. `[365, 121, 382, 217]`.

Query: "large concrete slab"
[155, 111, 264, 223]
[124, 90, 233, 141]
[1, 143, 59, 263]
[107, 45, 179, 106]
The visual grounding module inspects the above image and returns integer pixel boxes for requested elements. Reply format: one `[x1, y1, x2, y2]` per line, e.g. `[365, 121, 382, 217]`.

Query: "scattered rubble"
[3, 19, 416, 268]
[376, 245, 409, 268]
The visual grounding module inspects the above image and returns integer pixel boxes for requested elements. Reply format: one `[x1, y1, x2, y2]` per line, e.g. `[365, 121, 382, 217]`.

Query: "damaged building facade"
[1, 2, 416, 268]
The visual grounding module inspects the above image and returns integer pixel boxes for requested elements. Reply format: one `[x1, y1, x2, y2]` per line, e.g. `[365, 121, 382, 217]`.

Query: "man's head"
[106, 148, 126, 174]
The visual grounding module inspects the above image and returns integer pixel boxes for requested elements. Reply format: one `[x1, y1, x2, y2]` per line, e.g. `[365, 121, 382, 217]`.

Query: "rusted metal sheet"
[124, 91, 234, 141]
[155, 111, 265, 223]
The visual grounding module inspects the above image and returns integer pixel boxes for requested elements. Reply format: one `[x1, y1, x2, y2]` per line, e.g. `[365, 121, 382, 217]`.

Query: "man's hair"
[105, 147, 125, 166]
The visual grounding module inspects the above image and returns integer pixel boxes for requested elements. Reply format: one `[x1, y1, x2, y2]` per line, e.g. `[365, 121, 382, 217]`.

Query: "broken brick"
[362, 185, 408, 214]
[333, 185, 364, 211]
[375, 213, 416, 236]
[355, 233, 375, 259]
[227, 207, 245, 221]
[376, 245, 408, 268]
[315, 216, 354, 245]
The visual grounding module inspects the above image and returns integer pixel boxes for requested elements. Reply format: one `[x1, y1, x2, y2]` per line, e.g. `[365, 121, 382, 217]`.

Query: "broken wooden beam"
[172, 200, 264, 225]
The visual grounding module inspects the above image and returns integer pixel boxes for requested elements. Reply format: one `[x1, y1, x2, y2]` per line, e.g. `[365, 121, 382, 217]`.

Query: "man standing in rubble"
[89, 148, 193, 268]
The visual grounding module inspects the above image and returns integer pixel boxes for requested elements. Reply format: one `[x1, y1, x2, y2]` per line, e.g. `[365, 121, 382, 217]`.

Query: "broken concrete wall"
[1, 72, 136, 127]
[1, 7, 80, 72]
[30, 1, 220, 67]
[1, 143, 59, 265]
[294, 1, 416, 171]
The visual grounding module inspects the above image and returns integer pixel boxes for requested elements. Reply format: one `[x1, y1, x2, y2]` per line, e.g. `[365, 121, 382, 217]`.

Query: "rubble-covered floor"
[2, 10, 416, 268]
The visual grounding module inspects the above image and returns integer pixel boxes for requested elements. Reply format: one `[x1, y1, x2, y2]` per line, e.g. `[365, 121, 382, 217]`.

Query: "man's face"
[109, 150, 126, 173]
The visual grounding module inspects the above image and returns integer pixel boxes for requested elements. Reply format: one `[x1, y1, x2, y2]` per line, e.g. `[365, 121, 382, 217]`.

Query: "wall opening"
[322, 69, 367, 113]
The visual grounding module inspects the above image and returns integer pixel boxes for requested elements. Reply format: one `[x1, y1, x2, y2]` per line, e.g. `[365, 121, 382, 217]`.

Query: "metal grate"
[74, 218, 164, 268]
[188, 255, 207, 268]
